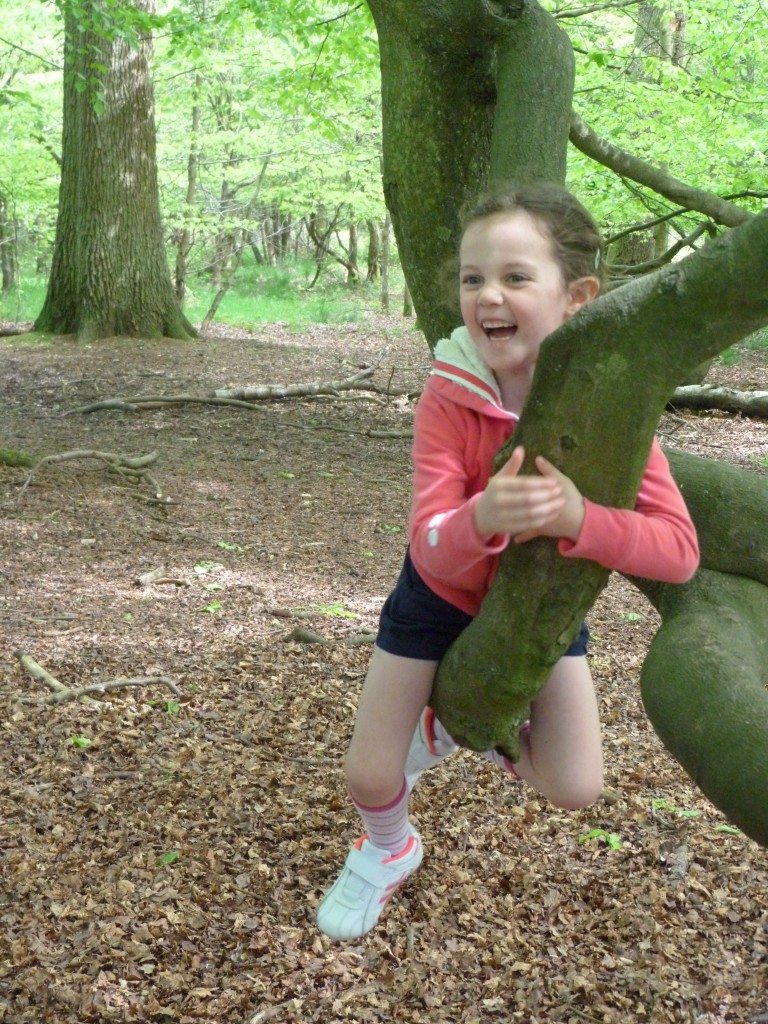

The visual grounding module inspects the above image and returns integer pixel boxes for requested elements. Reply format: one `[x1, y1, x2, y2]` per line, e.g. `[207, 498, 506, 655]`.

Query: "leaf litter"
[0, 316, 766, 1023]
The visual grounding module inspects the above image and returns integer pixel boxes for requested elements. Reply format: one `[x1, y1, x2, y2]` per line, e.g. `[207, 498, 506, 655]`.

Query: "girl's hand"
[513, 455, 585, 543]
[475, 446, 564, 538]
[473, 447, 585, 543]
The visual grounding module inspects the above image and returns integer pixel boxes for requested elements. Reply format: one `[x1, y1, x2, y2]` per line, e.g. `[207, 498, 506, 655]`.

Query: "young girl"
[316, 183, 699, 941]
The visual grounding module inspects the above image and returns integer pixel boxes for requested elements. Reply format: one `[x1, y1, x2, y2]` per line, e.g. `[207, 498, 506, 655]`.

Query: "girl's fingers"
[496, 445, 525, 478]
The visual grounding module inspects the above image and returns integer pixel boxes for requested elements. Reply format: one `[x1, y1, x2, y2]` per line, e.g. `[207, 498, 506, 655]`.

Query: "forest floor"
[0, 312, 767, 1024]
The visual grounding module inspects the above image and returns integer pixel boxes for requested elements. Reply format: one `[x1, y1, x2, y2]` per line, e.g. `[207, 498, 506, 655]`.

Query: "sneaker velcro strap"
[346, 847, 402, 887]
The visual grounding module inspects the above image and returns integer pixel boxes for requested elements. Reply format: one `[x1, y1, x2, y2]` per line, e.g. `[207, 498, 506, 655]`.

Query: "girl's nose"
[478, 282, 503, 304]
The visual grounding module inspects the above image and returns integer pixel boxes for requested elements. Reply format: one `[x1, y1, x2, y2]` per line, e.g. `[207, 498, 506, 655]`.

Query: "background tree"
[34, 0, 195, 342]
[365, 0, 768, 845]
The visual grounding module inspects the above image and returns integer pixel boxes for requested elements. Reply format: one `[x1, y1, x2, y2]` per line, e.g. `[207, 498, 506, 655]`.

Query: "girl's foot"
[316, 829, 423, 940]
[404, 707, 458, 790]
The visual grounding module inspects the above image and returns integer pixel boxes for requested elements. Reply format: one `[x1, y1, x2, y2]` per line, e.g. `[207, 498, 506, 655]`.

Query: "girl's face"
[459, 210, 598, 391]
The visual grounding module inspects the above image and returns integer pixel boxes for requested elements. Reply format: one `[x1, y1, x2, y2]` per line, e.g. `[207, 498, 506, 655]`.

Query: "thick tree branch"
[569, 112, 755, 228]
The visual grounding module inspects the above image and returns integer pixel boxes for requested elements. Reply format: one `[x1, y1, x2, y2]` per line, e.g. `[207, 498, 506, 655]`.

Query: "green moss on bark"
[639, 570, 768, 846]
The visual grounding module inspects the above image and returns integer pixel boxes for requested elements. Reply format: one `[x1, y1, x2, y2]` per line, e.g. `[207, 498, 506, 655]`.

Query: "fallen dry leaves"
[0, 316, 766, 1023]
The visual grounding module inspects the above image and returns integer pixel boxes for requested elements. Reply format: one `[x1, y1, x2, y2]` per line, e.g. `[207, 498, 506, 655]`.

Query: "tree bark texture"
[432, 210, 768, 760]
[366, 0, 573, 346]
[630, 452, 768, 846]
[34, 0, 195, 342]
[636, 569, 768, 848]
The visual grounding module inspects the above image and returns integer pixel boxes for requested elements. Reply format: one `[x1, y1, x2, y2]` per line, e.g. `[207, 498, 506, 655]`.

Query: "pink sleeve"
[558, 440, 699, 583]
[408, 390, 507, 588]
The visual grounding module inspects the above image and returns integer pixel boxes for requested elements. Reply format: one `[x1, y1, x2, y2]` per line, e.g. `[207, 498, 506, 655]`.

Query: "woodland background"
[1, 2, 767, 1023]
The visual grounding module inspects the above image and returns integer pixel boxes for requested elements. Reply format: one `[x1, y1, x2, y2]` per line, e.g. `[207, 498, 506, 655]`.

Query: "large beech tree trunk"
[34, 0, 195, 342]
[366, 0, 573, 347]
[366, 0, 768, 845]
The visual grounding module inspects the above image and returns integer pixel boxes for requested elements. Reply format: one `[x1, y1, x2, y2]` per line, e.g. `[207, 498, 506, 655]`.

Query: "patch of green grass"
[0, 276, 46, 325]
[2, 253, 387, 336]
[183, 259, 366, 329]
[742, 326, 768, 351]
[716, 346, 740, 366]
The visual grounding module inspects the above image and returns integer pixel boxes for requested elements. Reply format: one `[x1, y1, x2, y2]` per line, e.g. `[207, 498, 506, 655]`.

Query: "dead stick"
[43, 675, 180, 705]
[16, 650, 99, 705]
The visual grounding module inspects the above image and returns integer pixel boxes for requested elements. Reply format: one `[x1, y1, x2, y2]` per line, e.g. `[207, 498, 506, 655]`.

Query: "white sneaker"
[405, 706, 458, 791]
[316, 830, 423, 940]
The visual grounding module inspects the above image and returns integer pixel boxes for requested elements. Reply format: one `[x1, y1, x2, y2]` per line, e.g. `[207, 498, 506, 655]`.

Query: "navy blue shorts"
[376, 550, 589, 662]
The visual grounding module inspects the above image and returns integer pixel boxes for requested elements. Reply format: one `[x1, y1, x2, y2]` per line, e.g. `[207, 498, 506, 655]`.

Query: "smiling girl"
[315, 183, 699, 942]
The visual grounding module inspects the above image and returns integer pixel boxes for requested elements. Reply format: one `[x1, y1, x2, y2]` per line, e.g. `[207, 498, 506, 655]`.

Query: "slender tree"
[365, 0, 768, 846]
[34, 0, 195, 342]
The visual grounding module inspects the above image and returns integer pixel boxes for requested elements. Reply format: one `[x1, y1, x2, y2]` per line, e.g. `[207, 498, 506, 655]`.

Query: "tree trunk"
[366, 219, 380, 282]
[366, 0, 573, 347]
[175, 81, 201, 304]
[347, 222, 359, 285]
[34, 0, 195, 342]
[380, 212, 390, 311]
[367, 0, 768, 842]
[0, 199, 18, 293]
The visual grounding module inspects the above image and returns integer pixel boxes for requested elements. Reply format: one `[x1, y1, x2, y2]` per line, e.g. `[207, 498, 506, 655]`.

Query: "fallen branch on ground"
[668, 384, 768, 419]
[17, 449, 164, 502]
[72, 367, 417, 415]
[16, 650, 99, 705]
[15, 650, 181, 705]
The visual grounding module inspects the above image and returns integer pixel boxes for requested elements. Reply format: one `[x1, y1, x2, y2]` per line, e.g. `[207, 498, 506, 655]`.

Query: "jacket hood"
[430, 327, 517, 420]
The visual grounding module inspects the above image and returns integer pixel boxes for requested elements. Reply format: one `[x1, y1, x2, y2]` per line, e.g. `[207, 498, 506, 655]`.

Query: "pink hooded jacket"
[408, 328, 700, 616]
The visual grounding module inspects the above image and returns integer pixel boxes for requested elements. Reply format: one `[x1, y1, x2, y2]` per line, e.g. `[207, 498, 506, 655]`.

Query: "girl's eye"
[461, 275, 481, 287]
[506, 273, 527, 284]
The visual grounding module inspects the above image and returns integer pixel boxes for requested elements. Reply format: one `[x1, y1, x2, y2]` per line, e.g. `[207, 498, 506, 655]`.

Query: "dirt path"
[1, 316, 766, 1023]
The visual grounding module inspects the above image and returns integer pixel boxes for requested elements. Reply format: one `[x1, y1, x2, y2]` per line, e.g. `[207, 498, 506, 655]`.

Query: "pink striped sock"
[350, 779, 411, 853]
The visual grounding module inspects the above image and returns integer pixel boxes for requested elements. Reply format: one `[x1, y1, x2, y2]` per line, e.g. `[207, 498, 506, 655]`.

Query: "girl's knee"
[344, 750, 402, 808]
[547, 770, 604, 811]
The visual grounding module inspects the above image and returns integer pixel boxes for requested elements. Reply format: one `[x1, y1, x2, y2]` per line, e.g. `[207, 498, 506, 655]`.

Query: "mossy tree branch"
[432, 209, 768, 756]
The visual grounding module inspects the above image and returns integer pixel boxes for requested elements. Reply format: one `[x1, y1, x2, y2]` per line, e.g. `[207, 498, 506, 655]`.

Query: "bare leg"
[512, 655, 603, 809]
[345, 646, 438, 807]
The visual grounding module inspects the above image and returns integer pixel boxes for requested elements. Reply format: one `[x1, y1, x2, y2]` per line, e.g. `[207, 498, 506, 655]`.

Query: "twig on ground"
[16, 449, 164, 502]
[15, 650, 99, 705]
[15, 651, 180, 705]
[42, 676, 180, 705]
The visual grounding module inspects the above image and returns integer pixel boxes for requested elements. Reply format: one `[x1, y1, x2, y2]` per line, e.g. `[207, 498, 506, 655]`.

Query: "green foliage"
[156, 849, 181, 866]
[578, 827, 623, 850]
[1, 0, 765, 325]
[315, 601, 357, 619]
[541, 0, 768, 231]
